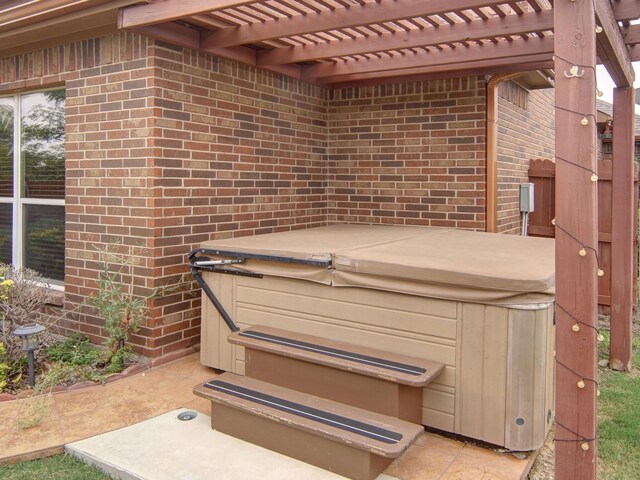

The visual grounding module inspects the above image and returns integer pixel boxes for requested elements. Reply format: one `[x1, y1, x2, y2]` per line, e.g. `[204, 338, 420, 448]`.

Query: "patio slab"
[0, 353, 535, 479]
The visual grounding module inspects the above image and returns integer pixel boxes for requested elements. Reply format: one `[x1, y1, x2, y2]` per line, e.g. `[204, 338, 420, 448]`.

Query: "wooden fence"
[528, 158, 639, 311]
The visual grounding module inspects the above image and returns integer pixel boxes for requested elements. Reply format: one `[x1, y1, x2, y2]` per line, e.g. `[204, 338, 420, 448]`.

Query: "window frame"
[0, 88, 66, 288]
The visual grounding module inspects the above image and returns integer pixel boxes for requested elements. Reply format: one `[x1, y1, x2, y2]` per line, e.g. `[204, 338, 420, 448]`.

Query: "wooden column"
[554, 1, 598, 479]
[610, 86, 635, 371]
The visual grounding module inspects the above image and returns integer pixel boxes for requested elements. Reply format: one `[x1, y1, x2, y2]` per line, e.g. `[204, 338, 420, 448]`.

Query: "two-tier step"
[194, 325, 445, 480]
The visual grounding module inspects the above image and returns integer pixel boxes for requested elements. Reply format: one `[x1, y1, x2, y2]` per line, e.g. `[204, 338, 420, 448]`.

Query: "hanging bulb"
[579, 248, 587, 257]
[551, 218, 556, 226]
[596, 88, 604, 98]
[580, 116, 589, 126]
[577, 379, 586, 389]
[597, 269, 605, 277]
[572, 323, 581, 332]
[597, 389, 601, 397]
[597, 333, 605, 342]
[591, 173, 598, 182]
[595, 25, 603, 33]
[581, 442, 590, 451]
[570, 65, 579, 76]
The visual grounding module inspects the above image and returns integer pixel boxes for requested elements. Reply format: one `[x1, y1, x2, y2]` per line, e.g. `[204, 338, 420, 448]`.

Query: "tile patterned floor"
[0, 353, 533, 479]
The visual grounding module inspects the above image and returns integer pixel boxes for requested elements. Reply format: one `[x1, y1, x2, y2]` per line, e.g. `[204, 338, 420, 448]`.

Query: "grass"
[0, 454, 108, 480]
[597, 323, 640, 479]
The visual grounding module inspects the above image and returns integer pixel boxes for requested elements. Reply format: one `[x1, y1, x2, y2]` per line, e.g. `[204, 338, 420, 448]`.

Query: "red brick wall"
[0, 32, 159, 352]
[146, 42, 327, 355]
[496, 82, 554, 234]
[0, 32, 327, 357]
[326, 78, 487, 230]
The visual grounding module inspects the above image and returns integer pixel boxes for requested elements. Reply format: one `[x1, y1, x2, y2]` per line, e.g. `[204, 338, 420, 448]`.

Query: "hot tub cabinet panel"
[197, 226, 555, 451]
[200, 274, 554, 451]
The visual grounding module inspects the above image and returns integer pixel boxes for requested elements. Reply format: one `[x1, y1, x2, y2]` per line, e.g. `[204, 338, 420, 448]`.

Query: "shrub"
[45, 335, 103, 367]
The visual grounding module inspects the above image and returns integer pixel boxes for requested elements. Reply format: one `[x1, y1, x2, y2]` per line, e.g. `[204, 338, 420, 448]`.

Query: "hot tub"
[195, 225, 555, 450]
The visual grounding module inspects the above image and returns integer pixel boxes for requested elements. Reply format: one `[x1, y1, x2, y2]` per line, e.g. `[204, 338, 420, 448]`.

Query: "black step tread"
[194, 373, 423, 458]
[228, 325, 445, 387]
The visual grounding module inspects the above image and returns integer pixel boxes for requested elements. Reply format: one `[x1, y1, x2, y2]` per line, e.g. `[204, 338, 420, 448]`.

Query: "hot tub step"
[194, 373, 423, 480]
[228, 325, 445, 422]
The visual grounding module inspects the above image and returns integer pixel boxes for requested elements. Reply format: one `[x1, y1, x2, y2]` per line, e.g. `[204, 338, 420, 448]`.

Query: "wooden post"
[554, 1, 598, 479]
[610, 86, 635, 371]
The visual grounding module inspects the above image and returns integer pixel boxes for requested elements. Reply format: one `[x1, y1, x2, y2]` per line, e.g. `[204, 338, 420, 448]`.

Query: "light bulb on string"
[598, 269, 604, 277]
[598, 333, 605, 342]
[580, 116, 589, 126]
[581, 442, 590, 451]
[577, 379, 586, 389]
[579, 248, 587, 257]
[591, 173, 598, 182]
[572, 323, 580, 332]
[595, 25, 603, 33]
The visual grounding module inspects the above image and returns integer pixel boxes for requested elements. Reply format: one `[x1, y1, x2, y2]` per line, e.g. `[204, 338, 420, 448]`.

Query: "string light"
[556, 155, 598, 183]
[553, 43, 601, 455]
[595, 25, 603, 34]
[557, 304, 606, 353]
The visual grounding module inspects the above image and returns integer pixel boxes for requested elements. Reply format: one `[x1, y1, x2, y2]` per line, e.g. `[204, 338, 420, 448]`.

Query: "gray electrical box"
[520, 183, 535, 213]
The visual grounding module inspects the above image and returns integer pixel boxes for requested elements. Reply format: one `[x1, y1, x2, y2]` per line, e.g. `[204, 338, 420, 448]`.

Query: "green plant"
[0, 342, 9, 391]
[87, 245, 154, 373]
[46, 335, 103, 367]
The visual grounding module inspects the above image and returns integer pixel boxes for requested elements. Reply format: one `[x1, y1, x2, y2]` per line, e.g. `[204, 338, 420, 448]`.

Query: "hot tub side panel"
[201, 272, 458, 432]
[200, 272, 554, 449]
[454, 303, 555, 450]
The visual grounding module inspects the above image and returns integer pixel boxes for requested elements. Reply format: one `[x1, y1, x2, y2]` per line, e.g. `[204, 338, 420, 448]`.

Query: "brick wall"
[0, 32, 327, 358]
[496, 82, 555, 234]
[0, 32, 159, 351]
[326, 78, 487, 230]
[146, 42, 327, 355]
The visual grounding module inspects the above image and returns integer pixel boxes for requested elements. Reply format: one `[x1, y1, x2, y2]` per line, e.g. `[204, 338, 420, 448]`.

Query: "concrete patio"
[0, 354, 535, 479]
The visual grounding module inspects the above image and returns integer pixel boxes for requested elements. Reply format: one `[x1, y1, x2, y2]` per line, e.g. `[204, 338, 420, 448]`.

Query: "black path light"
[13, 323, 45, 387]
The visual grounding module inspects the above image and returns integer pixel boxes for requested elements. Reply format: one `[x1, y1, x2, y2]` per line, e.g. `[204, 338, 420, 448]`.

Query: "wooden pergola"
[3, 0, 640, 478]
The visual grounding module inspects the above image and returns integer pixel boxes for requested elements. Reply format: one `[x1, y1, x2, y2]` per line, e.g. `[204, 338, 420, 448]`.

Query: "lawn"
[597, 323, 640, 479]
[0, 454, 108, 480]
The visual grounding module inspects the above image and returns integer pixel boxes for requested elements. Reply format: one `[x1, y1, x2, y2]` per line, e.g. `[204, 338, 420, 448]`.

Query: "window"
[0, 90, 65, 284]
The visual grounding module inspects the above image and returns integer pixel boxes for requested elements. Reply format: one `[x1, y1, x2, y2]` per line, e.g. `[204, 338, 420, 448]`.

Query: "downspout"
[485, 73, 527, 233]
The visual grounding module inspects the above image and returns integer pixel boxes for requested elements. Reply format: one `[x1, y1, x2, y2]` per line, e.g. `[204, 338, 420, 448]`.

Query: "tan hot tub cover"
[199, 225, 555, 306]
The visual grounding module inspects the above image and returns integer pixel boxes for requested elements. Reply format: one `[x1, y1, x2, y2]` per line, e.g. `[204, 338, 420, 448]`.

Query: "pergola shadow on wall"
[2, 1, 640, 478]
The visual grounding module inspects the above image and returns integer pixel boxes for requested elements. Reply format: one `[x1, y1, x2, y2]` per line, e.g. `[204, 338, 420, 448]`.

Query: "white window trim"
[1, 88, 65, 288]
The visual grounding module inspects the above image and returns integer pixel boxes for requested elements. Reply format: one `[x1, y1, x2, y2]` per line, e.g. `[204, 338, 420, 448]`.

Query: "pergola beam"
[317, 55, 553, 85]
[595, 0, 635, 87]
[302, 36, 554, 80]
[621, 24, 640, 46]
[258, 10, 554, 66]
[134, 22, 303, 79]
[612, 0, 640, 22]
[201, 0, 507, 50]
[118, 0, 255, 29]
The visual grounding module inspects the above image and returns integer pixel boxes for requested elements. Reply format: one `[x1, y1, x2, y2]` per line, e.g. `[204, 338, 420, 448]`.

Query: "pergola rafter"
[112, 0, 639, 86]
